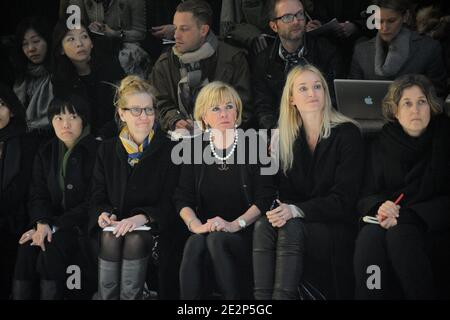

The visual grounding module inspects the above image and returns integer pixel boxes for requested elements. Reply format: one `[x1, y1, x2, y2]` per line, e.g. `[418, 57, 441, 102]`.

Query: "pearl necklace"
[209, 129, 238, 166]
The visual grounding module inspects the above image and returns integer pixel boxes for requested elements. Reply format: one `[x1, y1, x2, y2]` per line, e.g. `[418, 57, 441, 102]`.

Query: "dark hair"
[51, 17, 95, 89]
[266, 0, 304, 21]
[382, 74, 443, 121]
[47, 94, 91, 128]
[372, 0, 410, 15]
[14, 16, 52, 81]
[0, 83, 27, 128]
[176, 0, 213, 27]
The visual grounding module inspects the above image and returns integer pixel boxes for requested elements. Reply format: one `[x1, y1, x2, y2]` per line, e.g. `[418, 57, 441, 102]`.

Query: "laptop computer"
[334, 79, 393, 120]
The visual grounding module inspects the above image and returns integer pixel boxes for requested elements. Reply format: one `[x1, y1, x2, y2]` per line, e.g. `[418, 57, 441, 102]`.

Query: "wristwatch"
[238, 218, 247, 229]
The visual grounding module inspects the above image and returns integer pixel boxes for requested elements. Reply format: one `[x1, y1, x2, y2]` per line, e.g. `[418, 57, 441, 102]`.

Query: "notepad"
[103, 226, 151, 232]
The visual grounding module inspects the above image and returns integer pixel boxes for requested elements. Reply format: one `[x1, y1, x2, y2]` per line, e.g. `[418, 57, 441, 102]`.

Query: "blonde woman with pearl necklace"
[174, 81, 276, 299]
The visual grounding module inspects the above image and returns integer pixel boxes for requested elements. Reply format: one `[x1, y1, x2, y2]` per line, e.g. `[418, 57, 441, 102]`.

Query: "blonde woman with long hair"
[253, 65, 364, 299]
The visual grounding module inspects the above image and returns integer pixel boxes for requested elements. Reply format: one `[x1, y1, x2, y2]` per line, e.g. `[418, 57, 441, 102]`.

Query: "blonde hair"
[382, 74, 442, 122]
[278, 65, 358, 174]
[114, 75, 157, 128]
[194, 81, 242, 130]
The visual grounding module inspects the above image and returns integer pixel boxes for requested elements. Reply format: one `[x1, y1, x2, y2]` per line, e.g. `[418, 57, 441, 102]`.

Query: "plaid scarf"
[119, 126, 154, 167]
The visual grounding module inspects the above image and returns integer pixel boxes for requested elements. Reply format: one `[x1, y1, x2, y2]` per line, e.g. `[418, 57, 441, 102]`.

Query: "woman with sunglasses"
[89, 75, 186, 300]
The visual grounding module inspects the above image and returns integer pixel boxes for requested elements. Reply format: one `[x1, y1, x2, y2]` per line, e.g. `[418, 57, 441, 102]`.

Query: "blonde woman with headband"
[253, 65, 364, 299]
[89, 75, 186, 300]
[174, 81, 275, 300]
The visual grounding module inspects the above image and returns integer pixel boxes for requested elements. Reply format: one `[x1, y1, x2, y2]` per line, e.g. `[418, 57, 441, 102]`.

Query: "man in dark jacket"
[149, 0, 254, 133]
[252, 0, 345, 130]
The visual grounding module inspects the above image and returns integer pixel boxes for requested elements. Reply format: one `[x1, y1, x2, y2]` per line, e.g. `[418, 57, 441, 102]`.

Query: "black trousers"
[14, 229, 79, 283]
[179, 230, 253, 300]
[354, 224, 435, 299]
[253, 216, 305, 300]
[0, 230, 19, 299]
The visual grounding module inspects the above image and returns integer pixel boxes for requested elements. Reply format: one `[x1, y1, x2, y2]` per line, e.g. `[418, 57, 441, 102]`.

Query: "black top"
[200, 145, 248, 222]
[278, 122, 364, 224]
[174, 130, 276, 222]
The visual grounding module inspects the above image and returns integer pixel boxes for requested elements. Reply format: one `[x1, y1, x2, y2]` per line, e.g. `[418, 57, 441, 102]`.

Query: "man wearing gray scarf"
[149, 0, 253, 133]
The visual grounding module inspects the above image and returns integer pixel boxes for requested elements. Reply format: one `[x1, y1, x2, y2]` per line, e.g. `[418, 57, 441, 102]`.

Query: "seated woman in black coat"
[354, 74, 450, 300]
[51, 17, 125, 140]
[174, 81, 275, 300]
[89, 75, 184, 300]
[0, 84, 39, 299]
[253, 65, 364, 300]
[12, 94, 99, 300]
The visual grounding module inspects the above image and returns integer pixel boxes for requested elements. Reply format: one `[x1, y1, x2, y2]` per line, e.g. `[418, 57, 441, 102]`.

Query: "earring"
[205, 123, 210, 132]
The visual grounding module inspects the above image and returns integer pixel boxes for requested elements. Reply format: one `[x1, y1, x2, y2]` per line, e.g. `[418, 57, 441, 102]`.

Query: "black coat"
[358, 115, 450, 232]
[279, 122, 364, 224]
[0, 127, 39, 234]
[28, 134, 99, 232]
[88, 129, 182, 235]
[251, 35, 346, 130]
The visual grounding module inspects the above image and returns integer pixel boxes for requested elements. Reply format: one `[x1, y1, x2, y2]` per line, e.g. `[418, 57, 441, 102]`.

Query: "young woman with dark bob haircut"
[12, 94, 99, 299]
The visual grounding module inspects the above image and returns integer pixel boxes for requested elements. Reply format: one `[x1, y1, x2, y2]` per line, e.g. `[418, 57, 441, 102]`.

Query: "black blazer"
[278, 122, 364, 224]
[0, 133, 39, 234]
[88, 129, 182, 235]
[28, 134, 99, 232]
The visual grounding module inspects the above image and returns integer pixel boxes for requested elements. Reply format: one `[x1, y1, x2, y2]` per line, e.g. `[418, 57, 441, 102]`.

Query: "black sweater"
[357, 115, 450, 232]
[278, 122, 364, 224]
[174, 131, 276, 221]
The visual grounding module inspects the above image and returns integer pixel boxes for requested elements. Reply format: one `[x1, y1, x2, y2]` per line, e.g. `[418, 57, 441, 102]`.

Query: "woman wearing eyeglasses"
[89, 75, 186, 300]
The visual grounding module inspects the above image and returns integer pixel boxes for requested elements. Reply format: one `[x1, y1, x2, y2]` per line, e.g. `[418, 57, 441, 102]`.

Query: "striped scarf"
[119, 126, 154, 167]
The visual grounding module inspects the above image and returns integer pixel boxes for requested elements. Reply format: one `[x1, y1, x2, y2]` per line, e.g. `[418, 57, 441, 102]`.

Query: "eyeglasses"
[122, 106, 155, 117]
[274, 10, 306, 23]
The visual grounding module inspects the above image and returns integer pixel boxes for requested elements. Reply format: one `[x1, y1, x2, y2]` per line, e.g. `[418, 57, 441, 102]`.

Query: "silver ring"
[25, 233, 30, 237]
[214, 222, 219, 227]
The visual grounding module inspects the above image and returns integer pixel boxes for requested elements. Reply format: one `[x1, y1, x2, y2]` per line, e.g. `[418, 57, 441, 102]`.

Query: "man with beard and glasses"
[251, 0, 345, 130]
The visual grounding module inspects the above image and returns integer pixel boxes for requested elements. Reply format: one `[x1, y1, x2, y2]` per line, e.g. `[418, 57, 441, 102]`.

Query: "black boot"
[120, 257, 149, 300]
[40, 280, 63, 300]
[98, 258, 120, 300]
[253, 217, 277, 300]
[12, 280, 33, 300]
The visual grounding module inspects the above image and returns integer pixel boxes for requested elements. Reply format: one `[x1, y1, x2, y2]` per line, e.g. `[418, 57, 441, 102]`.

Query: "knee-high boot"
[12, 280, 34, 300]
[98, 258, 121, 300]
[120, 256, 149, 300]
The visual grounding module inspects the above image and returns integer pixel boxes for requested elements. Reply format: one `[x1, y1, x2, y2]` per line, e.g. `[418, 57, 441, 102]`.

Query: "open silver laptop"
[334, 79, 393, 120]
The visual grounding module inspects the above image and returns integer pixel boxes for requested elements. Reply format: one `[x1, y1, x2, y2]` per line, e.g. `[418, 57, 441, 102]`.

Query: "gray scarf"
[13, 64, 53, 130]
[172, 32, 218, 118]
[374, 27, 411, 77]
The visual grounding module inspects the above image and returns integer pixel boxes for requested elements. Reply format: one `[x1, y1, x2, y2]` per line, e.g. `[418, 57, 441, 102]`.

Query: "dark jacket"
[357, 115, 450, 232]
[52, 59, 125, 139]
[28, 134, 99, 232]
[349, 31, 448, 97]
[88, 128, 182, 235]
[174, 131, 276, 219]
[0, 128, 39, 234]
[251, 35, 346, 130]
[279, 122, 364, 223]
[149, 40, 254, 132]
